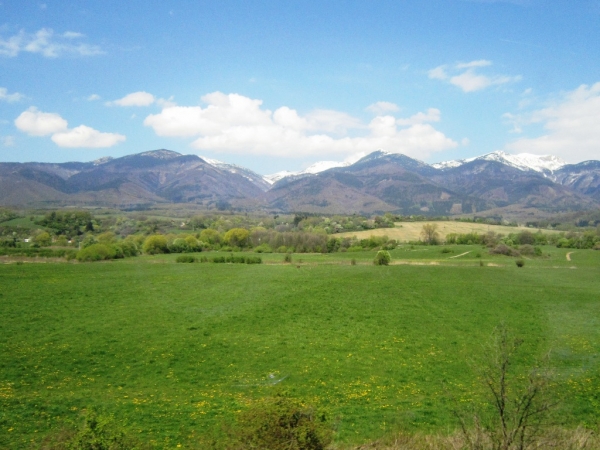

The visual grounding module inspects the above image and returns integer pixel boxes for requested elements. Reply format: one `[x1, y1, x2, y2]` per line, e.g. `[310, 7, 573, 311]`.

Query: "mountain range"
[1, 149, 599, 219]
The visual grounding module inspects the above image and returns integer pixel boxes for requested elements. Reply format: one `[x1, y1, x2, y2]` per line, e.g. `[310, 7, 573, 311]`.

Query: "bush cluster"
[0, 247, 77, 259]
[489, 244, 521, 257]
[211, 255, 262, 264]
[176, 254, 197, 263]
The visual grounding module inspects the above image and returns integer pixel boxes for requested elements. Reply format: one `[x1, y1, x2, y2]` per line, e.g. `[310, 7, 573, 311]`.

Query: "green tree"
[185, 235, 202, 251]
[200, 228, 222, 245]
[223, 228, 250, 248]
[55, 235, 69, 247]
[33, 231, 52, 247]
[420, 223, 440, 245]
[143, 234, 168, 254]
[97, 231, 116, 245]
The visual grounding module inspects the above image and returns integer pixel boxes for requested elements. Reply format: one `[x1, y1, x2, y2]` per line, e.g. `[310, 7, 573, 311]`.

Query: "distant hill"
[0, 150, 266, 209]
[1, 148, 599, 217]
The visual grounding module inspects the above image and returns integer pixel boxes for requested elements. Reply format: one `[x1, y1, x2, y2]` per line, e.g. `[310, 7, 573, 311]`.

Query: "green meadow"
[1, 246, 599, 448]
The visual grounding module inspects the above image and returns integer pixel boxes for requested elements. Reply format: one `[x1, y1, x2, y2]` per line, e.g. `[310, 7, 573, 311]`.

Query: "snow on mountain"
[263, 151, 390, 185]
[201, 156, 271, 191]
[433, 151, 566, 174]
[263, 160, 352, 185]
[93, 156, 114, 165]
[263, 171, 297, 184]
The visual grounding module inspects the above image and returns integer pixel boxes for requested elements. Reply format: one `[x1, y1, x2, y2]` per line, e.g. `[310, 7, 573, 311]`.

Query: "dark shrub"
[176, 255, 197, 263]
[253, 243, 272, 253]
[489, 244, 520, 257]
[516, 230, 536, 245]
[245, 256, 262, 264]
[284, 253, 293, 263]
[516, 259, 525, 267]
[519, 244, 535, 256]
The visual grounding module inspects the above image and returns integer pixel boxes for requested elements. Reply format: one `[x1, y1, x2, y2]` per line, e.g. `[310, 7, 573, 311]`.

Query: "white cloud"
[51, 125, 125, 148]
[144, 92, 458, 160]
[2, 136, 15, 147]
[455, 59, 492, 69]
[107, 91, 155, 107]
[428, 66, 448, 81]
[429, 60, 521, 92]
[366, 101, 400, 115]
[505, 82, 600, 162]
[87, 94, 101, 101]
[15, 107, 68, 136]
[396, 108, 441, 126]
[0, 28, 103, 58]
[15, 107, 125, 148]
[63, 31, 84, 39]
[0, 87, 23, 102]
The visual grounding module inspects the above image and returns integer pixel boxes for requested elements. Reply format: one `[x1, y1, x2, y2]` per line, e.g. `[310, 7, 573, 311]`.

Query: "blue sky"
[1, 0, 599, 174]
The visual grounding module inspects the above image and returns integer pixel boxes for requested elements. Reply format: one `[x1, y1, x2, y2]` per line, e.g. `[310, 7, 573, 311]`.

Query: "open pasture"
[337, 221, 559, 242]
[1, 246, 599, 448]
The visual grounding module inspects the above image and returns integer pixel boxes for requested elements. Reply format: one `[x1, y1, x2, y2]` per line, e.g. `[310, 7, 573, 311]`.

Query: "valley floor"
[0, 246, 599, 448]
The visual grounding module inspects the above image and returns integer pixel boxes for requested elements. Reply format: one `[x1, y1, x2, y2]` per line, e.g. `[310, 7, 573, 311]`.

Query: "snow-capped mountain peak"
[263, 159, 352, 185]
[433, 151, 566, 174]
[263, 171, 297, 184]
[263, 150, 391, 184]
[201, 156, 271, 191]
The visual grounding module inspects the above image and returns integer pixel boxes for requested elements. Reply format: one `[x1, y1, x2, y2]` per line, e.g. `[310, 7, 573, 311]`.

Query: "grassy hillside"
[337, 221, 559, 242]
[0, 247, 599, 448]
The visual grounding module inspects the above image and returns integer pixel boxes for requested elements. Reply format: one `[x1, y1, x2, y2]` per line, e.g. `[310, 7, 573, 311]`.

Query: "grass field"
[336, 221, 559, 242]
[1, 246, 599, 448]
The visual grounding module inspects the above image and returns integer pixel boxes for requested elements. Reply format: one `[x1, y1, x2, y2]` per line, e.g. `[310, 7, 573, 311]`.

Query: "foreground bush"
[40, 411, 147, 450]
[225, 395, 333, 450]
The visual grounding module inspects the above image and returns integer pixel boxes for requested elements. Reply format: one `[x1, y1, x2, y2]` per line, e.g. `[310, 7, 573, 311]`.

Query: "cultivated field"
[1, 246, 599, 448]
[337, 221, 558, 242]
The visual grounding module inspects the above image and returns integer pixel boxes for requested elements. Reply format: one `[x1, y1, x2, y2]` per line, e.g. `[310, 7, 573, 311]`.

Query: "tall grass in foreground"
[344, 428, 600, 450]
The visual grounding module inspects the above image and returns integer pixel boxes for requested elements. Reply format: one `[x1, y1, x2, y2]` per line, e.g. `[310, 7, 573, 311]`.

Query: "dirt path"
[566, 252, 574, 261]
[449, 251, 471, 259]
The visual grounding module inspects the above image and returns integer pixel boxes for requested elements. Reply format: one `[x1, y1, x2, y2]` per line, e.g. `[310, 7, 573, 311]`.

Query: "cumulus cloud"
[15, 107, 124, 148]
[429, 60, 521, 92]
[396, 108, 441, 126]
[107, 91, 156, 107]
[366, 101, 400, 115]
[505, 82, 600, 162]
[0, 87, 23, 102]
[15, 107, 68, 136]
[87, 94, 101, 101]
[0, 28, 103, 58]
[51, 125, 125, 148]
[144, 92, 458, 159]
